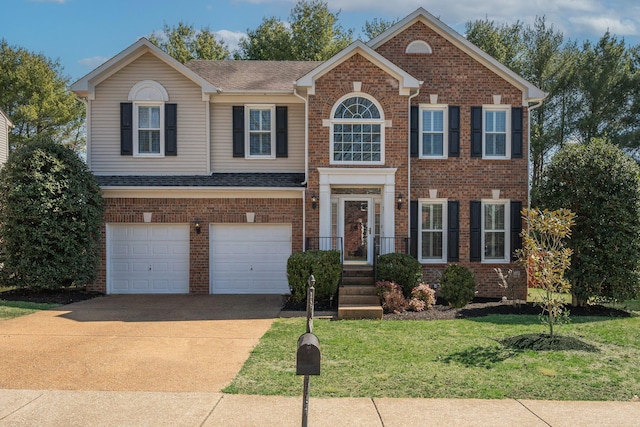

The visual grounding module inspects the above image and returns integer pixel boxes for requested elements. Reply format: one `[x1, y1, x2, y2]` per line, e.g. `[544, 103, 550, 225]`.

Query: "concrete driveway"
[0, 295, 283, 392]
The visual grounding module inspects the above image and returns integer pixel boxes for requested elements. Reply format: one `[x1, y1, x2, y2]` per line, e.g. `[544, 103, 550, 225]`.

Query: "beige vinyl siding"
[91, 53, 208, 174]
[0, 113, 9, 166]
[211, 102, 305, 172]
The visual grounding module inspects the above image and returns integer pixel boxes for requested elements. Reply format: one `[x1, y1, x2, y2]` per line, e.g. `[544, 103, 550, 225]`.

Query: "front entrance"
[341, 198, 373, 264]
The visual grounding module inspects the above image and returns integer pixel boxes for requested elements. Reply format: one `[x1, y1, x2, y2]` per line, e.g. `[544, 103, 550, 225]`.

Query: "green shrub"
[286, 250, 342, 303]
[0, 138, 104, 290]
[440, 264, 476, 308]
[375, 253, 423, 297]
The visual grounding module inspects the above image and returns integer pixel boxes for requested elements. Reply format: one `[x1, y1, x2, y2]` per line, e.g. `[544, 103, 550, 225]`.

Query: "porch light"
[397, 193, 404, 210]
[194, 219, 201, 234]
[311, 193, 317, 210]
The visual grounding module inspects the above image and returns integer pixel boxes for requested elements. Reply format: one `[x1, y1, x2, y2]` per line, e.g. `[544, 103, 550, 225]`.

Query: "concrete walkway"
[1, 390, 639, 426]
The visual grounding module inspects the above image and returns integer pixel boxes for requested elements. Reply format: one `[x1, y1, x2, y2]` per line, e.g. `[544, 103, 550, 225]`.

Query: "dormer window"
[330, 94, 385, 164]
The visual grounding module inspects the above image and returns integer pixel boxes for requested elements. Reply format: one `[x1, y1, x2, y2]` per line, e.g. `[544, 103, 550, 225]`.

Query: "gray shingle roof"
[95, 173, 306, 188]
[185, 60, 322, 92]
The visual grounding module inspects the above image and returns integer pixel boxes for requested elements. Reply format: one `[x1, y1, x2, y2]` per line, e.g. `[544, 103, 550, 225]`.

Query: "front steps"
[337, 266, 383, 320]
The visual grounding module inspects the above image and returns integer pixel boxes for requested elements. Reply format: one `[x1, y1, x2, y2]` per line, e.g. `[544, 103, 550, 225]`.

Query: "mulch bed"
[383, 298, 632, 320]
[0, 288, 105, 305]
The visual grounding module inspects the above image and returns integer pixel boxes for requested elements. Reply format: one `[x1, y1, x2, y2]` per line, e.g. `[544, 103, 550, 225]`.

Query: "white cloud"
[78, 56, 108, 68]
[216, 29, 246, 53]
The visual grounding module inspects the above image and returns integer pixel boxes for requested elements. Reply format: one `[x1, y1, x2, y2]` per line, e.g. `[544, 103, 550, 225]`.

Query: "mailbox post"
[297, 274, 320, 427]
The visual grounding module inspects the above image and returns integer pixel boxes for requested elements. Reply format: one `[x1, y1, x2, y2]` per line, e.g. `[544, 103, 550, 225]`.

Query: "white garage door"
[107, 224, 189, 294]
[210, 224, 292, 294]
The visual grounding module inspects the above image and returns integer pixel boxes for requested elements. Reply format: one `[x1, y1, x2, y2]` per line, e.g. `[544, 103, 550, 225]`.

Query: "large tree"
[149, 21, 230, 63]
[0, 138, 104, 290]
[0, 40, 85, 151]
[236, 0, 352, 60]
[362, 18, 399, 41]
[573, 33, 637, 145]
[536, 139, 640, 305]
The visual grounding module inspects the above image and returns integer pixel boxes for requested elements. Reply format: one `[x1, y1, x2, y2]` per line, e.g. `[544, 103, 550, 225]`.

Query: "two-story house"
[71, 8, 545, 301]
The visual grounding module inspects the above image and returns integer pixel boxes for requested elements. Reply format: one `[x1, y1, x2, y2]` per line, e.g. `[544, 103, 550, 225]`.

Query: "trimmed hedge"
[440, 264, 476, 308]
[375, 253, 423, 297]
[287, 250, 342, 303]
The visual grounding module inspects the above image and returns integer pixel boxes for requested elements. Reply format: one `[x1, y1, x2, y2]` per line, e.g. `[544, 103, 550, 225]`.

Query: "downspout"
[407, 88, 421, 241]
[527, 98, 544, 209]
[294, 88, 309, 251]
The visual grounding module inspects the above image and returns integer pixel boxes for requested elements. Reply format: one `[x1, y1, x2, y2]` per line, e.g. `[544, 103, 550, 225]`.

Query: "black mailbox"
[296, 333, 320, 375]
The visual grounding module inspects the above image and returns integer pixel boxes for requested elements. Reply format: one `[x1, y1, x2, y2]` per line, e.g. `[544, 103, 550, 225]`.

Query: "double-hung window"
[482, 200, 510, 262]
[420, 105, 447, 158]
[331, 95, 384, 164]
[246, 105, 275, 158]
[136, 104, 162, 155]
[483, 106, 510, 158]
[419, 199, 447, 263]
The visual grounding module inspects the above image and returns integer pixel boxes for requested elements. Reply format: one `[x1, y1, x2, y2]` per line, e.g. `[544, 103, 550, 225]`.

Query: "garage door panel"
[210, 224, 292, 294]
[108, 224, 189, 294]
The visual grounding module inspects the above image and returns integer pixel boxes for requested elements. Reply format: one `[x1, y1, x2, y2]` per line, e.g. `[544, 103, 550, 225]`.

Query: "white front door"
[340, 197, 374, 264]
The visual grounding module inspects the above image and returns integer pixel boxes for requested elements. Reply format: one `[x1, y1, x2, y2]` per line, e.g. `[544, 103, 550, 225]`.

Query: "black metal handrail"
[305, 237, 343, 260]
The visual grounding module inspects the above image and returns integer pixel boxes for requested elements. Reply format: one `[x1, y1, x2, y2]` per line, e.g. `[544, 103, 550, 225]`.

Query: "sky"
[3, 0, 639, 82]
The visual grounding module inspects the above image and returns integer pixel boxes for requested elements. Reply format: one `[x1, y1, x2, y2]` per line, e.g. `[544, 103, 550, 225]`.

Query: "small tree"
[0, 138, 104, 290]
[519, 208, 575, 337]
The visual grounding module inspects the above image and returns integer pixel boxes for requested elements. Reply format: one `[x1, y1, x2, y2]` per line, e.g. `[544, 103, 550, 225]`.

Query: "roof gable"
[368, 8, 546, 103]
[296, 40, 421, 96]
[70, 38, 218, 100]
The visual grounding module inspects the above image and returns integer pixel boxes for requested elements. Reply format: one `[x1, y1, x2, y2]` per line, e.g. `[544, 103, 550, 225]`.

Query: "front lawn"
[224, 314, 640, 401]
[0, 300, 60, 320]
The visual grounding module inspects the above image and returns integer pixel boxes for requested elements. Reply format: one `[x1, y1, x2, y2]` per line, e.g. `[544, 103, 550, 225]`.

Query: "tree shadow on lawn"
[444, 335, 599, 369]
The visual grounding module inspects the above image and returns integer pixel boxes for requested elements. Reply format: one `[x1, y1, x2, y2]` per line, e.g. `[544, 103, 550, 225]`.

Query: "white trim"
[133, 102, 165, 157]
[128, 80, 169, 102]
[101, 187, 303, 198]
[367, 8, 546, 104]
[70, 38, 218, 99]
[418, 103, 448, 159]
[482, 104, 511, 159]
[317, 168, 397, 248]
[406, 40, 432, 54]
[244, 104, 276, 159]
[296, 40, 421, 96]
[481, 199, 510, 264]
[418, 198, 447, 264]
[329, 93, 385, 165]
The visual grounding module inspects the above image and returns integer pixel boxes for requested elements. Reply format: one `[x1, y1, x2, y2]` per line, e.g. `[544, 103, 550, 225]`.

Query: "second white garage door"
[210, 224, 292, 294]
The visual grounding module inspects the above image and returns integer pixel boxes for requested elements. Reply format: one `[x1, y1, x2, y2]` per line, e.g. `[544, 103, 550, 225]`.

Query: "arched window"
[128, 80, 169, 156]
[330, 95, 384, 164]
[406, 40, 432, 54]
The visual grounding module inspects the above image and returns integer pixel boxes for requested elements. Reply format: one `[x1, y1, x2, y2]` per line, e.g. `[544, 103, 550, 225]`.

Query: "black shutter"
[276, 106, 288, 158]
[510, 201, 523, 261]
[232, 106, 245, 158]
[447, 201, 459, 262]
[410, 105, 419, 157]
[448, 106, 460, 157]
[410, 200, 419, 258]
[165, 103, 177, 156]
[470, 201, 482, 262]
[120, 102, 133, 156]
[470, 106, 482, 158]
[512, 107, 523, 158]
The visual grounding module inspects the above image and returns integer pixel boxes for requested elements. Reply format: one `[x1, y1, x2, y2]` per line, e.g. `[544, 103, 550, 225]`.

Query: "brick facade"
[93, 197, 302, 294]
[304, 22, 528, 299]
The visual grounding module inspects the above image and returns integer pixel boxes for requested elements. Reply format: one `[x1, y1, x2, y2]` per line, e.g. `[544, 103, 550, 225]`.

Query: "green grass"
[0, 300, 60, 320]
[527, 288, 572, 304]
[224, 314, 640, 401]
